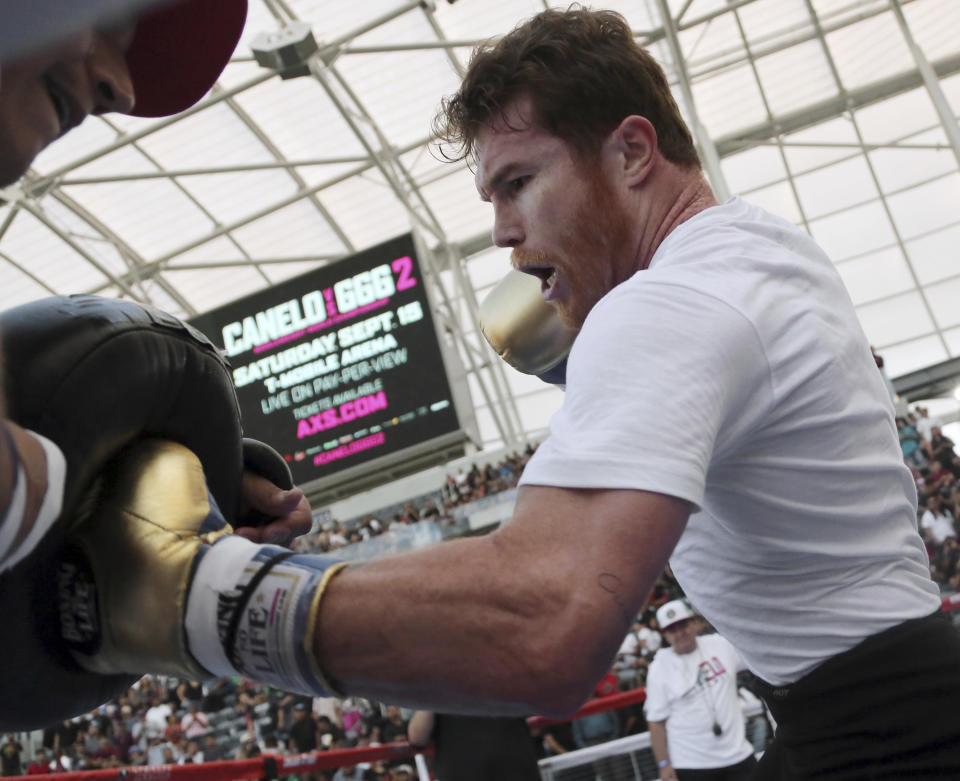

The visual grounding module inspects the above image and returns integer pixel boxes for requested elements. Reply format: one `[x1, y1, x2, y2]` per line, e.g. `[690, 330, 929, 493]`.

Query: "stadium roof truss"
[2, 0, 960, 452]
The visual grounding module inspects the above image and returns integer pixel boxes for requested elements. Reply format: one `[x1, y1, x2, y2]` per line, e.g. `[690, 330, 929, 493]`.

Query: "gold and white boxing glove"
[478, 270, 578, 379]
[59, 439, 346, 694]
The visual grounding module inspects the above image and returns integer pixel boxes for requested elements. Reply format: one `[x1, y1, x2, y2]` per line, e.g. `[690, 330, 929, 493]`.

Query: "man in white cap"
[644, 600, 756, 781]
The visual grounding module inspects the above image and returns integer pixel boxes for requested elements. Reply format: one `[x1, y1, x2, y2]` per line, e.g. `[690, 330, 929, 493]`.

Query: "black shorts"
[752, 610, 960, 780]
[676, 755, 758, 781]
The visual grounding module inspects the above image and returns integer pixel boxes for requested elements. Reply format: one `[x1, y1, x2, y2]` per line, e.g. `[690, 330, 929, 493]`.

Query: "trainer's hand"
[234, 472, 311, 547]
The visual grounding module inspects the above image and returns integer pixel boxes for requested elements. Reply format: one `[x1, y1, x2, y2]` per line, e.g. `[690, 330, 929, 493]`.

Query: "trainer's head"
[0, 0, 247, 185]
[434, 6, 699, 169]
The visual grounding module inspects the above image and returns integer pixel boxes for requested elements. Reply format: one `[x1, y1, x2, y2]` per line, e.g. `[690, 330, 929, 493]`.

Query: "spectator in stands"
[180, 702, 209, 740]
[201, 734, 226, 763]
[645, 601, 756, 781]
[51, 719, 78, 755]
[569, 676, 628, 781]
[126, 745, 146, 767]
[329, 523, 348, 549]
[288, 703, 319, 753]
[614, 616, 661, 687]
[340, 697, 373, 741]
[530, 720, 575, 761]
[178, 740, 201, 764]
[390, 765, 414, 781]
[261, 732, 283, 755]
[82, 721, 103, 756]
[163, 713, 183, 745]
[898, 416, 927, 469]
[933, 537, 960, 587]
[110, 715, 135, 764]
[236, 733, 261, 760]
[929, 427, 960, 475]
[408, 710, 540, 781]
[915, 406, 942, 443]
[201, 678, 234, 714]
[176, 679, 205, 708]
[376, 706, 409, 744]
[316, 716, 347, 750]
[90, 735, 120, 768]
[144, 695, 172, 741]
[160, 745, 179, 766]
[68, 731, 89, 771]
[25, 748, 48, 775]
[921, 493, 956, 546]
[49, 747, 71, 773]
[926, 460, 955, 495]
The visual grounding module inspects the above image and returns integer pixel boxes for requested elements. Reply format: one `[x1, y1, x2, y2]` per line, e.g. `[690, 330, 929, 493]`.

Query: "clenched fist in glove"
[60, 438, 348, 694]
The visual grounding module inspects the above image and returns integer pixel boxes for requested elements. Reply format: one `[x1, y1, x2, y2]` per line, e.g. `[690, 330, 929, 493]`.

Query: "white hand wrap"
[0, 429, 65, 574]
[186, 535, 348, 696]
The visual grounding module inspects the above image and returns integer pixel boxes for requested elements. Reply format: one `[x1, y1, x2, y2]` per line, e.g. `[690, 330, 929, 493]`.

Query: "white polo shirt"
[644, 634, 754, 769]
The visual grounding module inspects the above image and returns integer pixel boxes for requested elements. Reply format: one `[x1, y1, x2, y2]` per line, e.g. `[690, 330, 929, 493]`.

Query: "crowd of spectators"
[294, 445, 537, 555]
[899, 406, 960, 589]
[11, 574, 680, 780]
[10, 677, 429, 780]
[18, 401, 956, 777]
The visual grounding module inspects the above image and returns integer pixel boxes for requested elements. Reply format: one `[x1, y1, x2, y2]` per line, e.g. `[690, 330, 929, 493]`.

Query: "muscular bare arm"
[316, 483, 689, 717]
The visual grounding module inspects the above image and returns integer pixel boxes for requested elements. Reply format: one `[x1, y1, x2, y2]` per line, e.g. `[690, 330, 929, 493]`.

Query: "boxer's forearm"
[316, 532, 598, 716]
[315, 486, 688, 717]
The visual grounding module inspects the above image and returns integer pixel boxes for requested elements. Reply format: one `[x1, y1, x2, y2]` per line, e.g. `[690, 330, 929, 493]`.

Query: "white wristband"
[0, 430, 65, 573]
[185, 535, 347, 695]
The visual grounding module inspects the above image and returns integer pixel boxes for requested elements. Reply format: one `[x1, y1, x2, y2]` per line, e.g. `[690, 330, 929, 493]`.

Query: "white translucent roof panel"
[754, 39, 836, 117]
[925, 276, 960, 331]
[793, 155, 878, 220]
[902, 0, 960, 62]
[835, 246, 915, 306]
[677, 8, 745, 67]
[721, 144, 788, 193]
[868, 128, 954, 193]
[858, 291, 936, 346]
[886, 173, 960, 239]
[880, 334, 948, 377]
[825, 10, 914, 90]
[906, 225, 960, 285]
[855, 87, 939, 146]
[743, 180, 803, 225]
[781, 118, 862, 174]
[809, 200, 897, 262]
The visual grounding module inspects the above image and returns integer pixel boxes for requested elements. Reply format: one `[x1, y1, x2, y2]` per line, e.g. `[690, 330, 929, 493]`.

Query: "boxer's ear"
[612, 114, 657, 187]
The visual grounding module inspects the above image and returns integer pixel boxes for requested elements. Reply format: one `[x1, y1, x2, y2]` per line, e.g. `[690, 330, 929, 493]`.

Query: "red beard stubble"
[512, 160, 634, 329]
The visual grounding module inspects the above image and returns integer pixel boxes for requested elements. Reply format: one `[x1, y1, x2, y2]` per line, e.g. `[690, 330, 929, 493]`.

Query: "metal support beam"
[887, 0, 960, 172]
[654, 0, 731, 201]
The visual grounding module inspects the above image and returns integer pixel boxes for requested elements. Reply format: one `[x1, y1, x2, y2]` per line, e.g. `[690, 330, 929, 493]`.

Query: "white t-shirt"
[520, 197, 940, 685]
[644, 634, 753, 769]
[639, 626, 662, 654]
[921, 509, 955, 544]
[916, 415, 941, 442]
